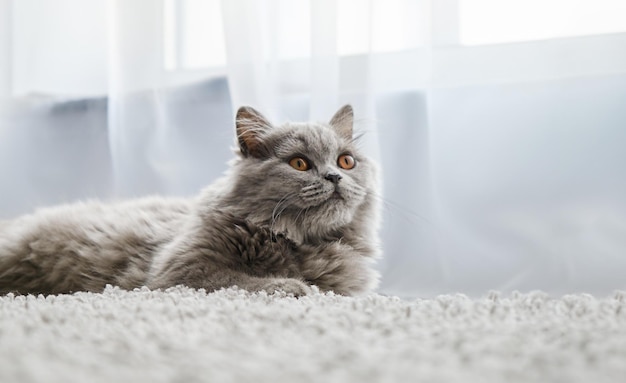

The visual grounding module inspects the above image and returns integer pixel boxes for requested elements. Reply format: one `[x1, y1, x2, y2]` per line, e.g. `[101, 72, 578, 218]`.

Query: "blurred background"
[1, 0, 625, 297]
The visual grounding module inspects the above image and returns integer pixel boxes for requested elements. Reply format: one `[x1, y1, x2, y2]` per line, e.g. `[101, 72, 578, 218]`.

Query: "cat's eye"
[337, 154, 356, 170]
[289, 157, 310, 171]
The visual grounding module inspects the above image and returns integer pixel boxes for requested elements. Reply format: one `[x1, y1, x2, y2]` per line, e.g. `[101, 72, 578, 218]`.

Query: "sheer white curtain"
[1, 0, 626, 296]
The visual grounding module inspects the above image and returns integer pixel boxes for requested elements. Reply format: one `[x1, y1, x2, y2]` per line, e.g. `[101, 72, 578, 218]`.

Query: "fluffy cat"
[0, 105, 381, 296]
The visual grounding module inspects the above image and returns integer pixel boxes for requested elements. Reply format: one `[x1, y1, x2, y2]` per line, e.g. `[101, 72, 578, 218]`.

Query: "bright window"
[164, 0, 626, 69]
[460, 0, 626, 45]
[164, 0, 226, 70]
[163, 0, 422, 70]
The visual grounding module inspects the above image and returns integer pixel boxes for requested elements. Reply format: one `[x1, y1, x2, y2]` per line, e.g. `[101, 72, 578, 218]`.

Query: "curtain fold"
[108, 0, 163, 196]
[309, 0, 339, 120]
[0, 0, 11, 98]
[221, 0, 279, 118]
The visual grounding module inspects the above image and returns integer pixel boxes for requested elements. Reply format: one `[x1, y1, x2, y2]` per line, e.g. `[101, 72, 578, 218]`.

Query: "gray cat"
[0, 105, 380, 296]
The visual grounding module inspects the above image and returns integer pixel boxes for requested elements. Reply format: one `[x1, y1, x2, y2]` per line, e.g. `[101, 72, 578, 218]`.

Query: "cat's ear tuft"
[236, 106, 272, 158]
[329, 104, 353, 140]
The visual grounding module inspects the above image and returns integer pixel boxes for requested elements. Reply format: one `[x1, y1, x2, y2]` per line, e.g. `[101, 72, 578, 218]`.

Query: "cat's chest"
[267, 219, 343, 246]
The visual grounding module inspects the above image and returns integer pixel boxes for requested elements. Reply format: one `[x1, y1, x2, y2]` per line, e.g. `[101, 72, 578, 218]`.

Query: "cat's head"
[228, 105, 378, 240]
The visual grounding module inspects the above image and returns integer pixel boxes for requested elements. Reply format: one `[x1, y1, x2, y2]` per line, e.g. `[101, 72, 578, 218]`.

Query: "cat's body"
[0, 105, 381, 296]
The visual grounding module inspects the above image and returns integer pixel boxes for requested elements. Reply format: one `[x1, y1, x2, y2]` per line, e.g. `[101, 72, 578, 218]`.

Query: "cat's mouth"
[299, 184, 350, 208]
[330, 191, 344, 200]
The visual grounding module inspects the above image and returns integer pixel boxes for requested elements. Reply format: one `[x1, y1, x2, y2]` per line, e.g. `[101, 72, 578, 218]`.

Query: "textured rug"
[1, 286, 625, 383]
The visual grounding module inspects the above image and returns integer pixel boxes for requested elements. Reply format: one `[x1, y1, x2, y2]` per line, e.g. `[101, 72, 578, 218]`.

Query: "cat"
[0, 105, 381, 297]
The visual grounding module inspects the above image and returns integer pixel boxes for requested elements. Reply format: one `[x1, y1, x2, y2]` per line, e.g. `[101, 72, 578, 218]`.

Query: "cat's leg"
[148, 258, 312, 297]
[209, 272, 313, 297]
[297, 242, 379, 296]
[148, 212, 313, 296]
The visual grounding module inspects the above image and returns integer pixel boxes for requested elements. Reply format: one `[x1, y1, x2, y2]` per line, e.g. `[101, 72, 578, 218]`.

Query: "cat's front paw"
[261, 278, 312, 297]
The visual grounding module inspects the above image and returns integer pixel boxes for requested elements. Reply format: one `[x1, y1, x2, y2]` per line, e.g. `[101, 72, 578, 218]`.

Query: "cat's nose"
[325, 172, 342, 184]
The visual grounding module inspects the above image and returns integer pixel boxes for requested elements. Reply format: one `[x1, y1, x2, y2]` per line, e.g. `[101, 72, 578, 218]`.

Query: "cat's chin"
[329, 191, 343, 200]
[312, 198, 358, 228]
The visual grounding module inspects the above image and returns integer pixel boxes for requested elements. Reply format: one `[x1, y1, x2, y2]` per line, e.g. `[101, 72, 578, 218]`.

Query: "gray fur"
[0, 105, 381, 296]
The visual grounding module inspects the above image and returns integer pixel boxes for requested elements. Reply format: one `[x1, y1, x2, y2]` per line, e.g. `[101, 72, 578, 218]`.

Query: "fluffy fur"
[0, 105, 381, 296]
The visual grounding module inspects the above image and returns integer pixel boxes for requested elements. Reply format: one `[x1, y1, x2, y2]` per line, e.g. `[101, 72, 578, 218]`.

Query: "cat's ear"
[236, 106, 272, 158]
[329, 104, 353, 140]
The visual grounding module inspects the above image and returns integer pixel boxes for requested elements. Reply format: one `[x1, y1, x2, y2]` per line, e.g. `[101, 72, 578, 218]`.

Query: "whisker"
[271, 193, 295, 221]
[275, 200, 292, 220]
[343, 184, 366, 198]
[300, 207, 311, 225]
[301, 184, 322, 193]
[270, 193, 297, 235]
[294, 207, 307, 224]
[369, 192, 432, 226]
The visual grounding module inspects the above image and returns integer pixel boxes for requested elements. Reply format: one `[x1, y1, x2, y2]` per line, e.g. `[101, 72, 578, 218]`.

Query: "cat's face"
[230, 106, 377, 236]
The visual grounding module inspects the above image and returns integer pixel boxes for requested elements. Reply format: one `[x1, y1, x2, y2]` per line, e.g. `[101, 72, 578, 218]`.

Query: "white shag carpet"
[1, 287, 625, 383]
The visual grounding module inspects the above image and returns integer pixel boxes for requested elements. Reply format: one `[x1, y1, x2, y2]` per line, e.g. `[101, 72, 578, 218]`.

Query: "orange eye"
[289, 157, 309, 171]
[337, 154, 356, 170]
